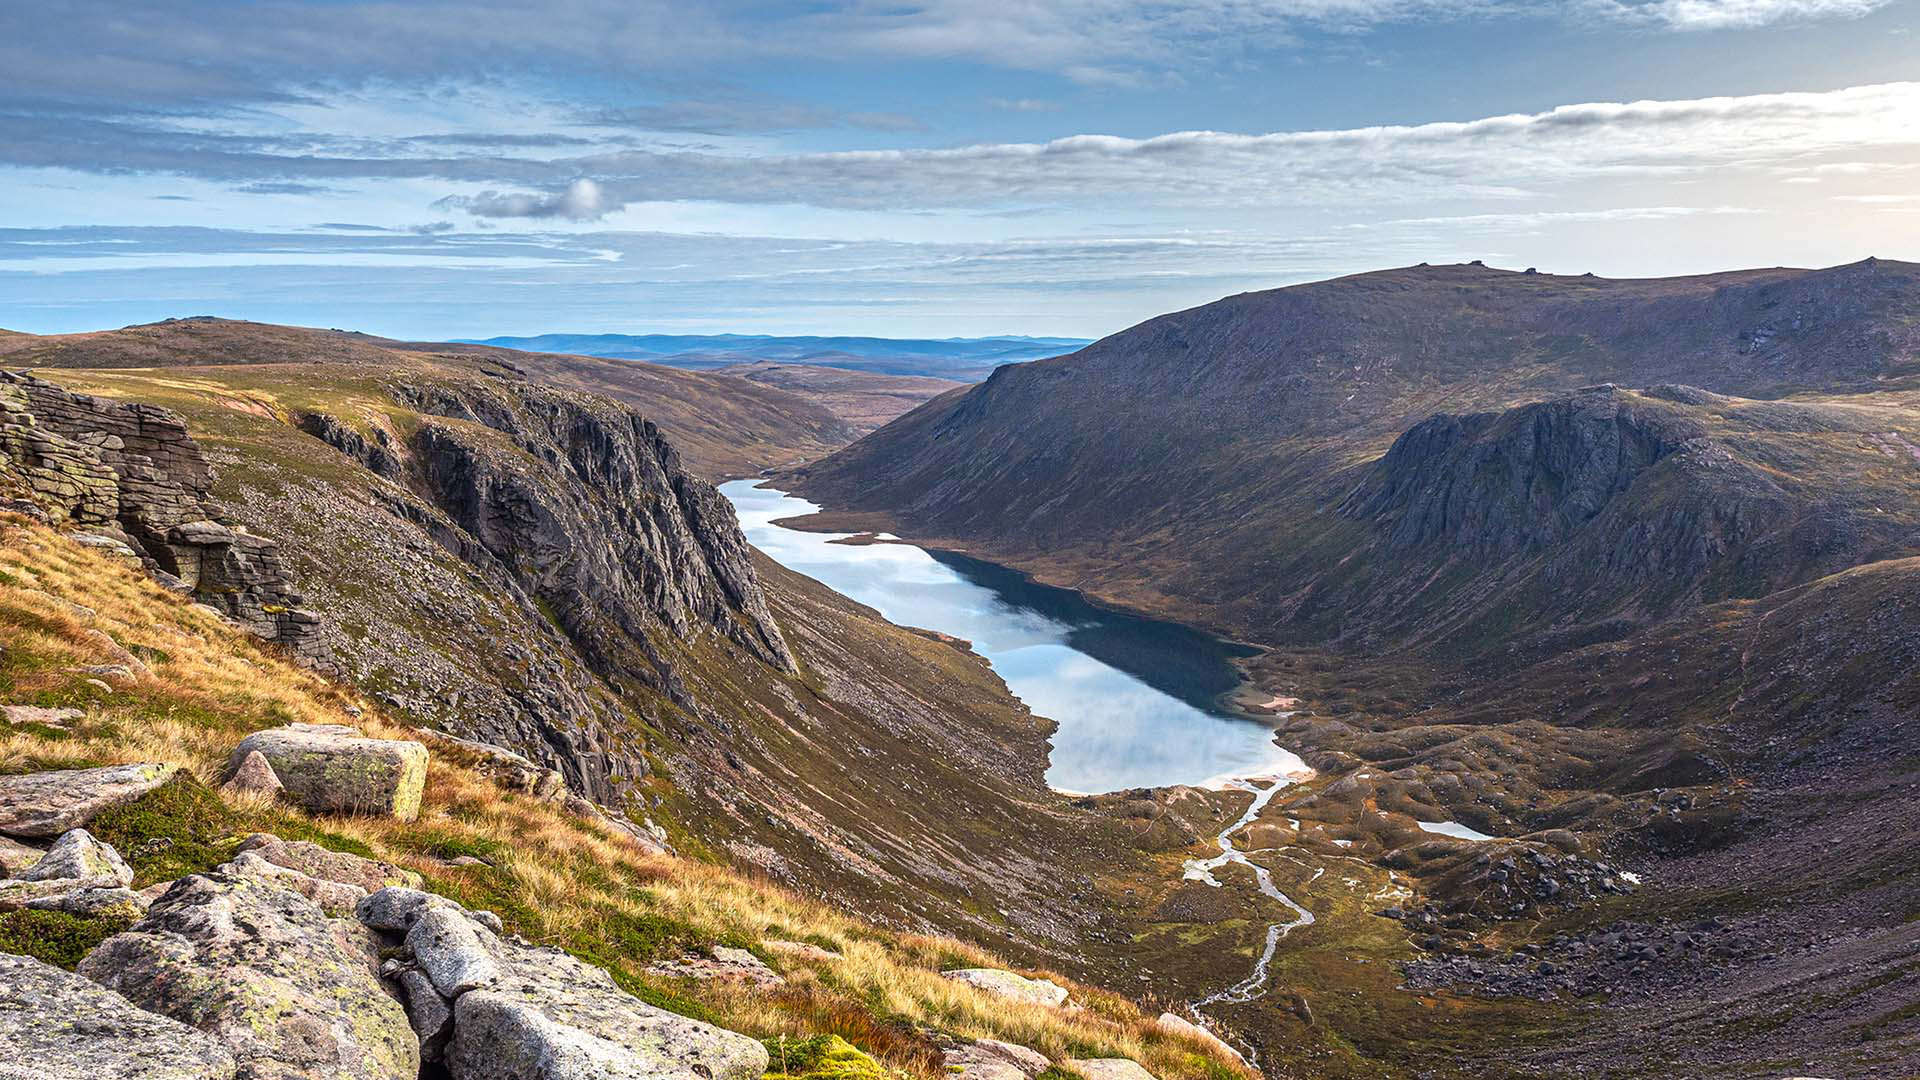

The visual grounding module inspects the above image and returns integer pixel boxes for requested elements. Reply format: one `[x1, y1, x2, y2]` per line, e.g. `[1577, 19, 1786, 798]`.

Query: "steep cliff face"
[1311, 384, 1920, 660]
[388, 379, 793, 672]
[0, 370, 323, 660]
[1342, 387, 1708, 553]
[272, 375, 796, 803]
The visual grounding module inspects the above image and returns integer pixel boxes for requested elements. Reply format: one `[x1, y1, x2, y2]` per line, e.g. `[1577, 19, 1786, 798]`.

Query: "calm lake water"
[723, 481, 1305, 794]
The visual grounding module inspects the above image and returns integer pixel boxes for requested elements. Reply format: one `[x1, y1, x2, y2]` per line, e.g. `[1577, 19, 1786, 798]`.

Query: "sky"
[2, 0, 1918, 340]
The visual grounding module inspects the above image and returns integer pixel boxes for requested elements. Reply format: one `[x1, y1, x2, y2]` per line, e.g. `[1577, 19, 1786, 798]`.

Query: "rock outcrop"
[0, 951, 239, 1080]
[387, 378, 793, 676]
[1340, 385, 1706, 553]
[0, 830, 141, 915]
[281, 375, 798, 807]
[944, 1038, 1051, 1080]
[0, 371, 323, 661]
[79, 872, 420, 1080]
[227, 723, 428, 821]
[358, 884, 771, 1080]
[940, 968, 1070, 1007]
[0, 761, 178, 838]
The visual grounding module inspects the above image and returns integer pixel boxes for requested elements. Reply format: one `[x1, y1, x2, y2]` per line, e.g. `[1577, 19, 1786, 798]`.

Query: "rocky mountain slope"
[784, 258, 1920, 1074]
[788, 258, 1920, 658]
[0, 523, 1239, 1080]
[3, 337, 1167, 970]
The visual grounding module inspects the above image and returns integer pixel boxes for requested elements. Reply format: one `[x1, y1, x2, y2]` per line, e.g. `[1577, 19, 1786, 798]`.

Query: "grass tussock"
[0, 516, 1246, 1080]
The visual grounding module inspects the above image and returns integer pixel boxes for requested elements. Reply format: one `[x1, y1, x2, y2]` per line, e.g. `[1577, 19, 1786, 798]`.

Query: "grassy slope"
[1, 319, 856, 481]
[0, 517, 1251, 1080]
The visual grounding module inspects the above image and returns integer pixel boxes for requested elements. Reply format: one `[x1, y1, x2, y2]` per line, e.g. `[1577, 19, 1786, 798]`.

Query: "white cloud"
[1605, 0, 1892, 30]
[444, 178, 619, 221]
[459, 82, 1920, 213]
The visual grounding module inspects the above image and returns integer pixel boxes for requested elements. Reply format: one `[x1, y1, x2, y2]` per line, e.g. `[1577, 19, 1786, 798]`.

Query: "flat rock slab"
[446, 934, 770, 1080]
[1, 705, 83, 728]
[941, 968, 1070, 1007]
[646, 945, 784, 988]
[228, 723, 427, 821]
[0, 762, 177, 838]
[945, 1039, 1051, 1080]
[236, 833, 423, 892]
[1067, 1060, 1158, 1080]
[763, 939, 841, 964]
[79, 872, 419, 1080]
[0, 951, 237, 1080]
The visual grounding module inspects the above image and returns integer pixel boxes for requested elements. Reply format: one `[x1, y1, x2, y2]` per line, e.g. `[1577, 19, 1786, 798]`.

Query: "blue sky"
[2, 0, 1917, 340]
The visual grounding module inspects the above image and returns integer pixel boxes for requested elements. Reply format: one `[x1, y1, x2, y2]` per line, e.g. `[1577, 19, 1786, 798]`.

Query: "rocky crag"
[0, 371, 322, 662]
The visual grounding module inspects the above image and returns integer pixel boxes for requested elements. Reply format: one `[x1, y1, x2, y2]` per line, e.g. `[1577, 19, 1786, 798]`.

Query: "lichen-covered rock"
[0, 762, 178, 838]
[0, 877, 114, 912]
[78, 872, 419, 1080]
[406, 905, 501, 996]
[0, 833, 44, 876]
[217, 850, 368, 917]
[939, 968, 1070, 1007]
[444, 934, 769, 1080]
[235, 833, 422, 892]
[25, 883, 146, 917]
[646, 945, 784, 988]
[0, 951, 238, 1080]
[18, 827, 132, 885]
[220, 750, 284, 798]
[944, 1038, 1050, 1080]
[357, 885, 461, 932]
[227, 724, 427, 820]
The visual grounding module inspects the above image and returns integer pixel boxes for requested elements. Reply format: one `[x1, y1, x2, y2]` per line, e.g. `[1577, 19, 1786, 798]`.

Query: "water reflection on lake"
[722, 481, 1304, 794]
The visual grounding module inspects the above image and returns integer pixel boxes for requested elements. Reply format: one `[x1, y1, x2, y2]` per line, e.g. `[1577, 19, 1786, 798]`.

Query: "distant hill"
[714, 361, 962, 435]
[453, 332, 1091, 381]
[787, 258, 1920, 656]
[0, 316, 863, 480]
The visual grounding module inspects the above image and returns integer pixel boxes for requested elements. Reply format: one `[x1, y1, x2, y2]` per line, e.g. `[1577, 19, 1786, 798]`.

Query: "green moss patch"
[86, 773, 240, 887]
[0, 908, 138, 969]
[766, 1035, 895, 1080]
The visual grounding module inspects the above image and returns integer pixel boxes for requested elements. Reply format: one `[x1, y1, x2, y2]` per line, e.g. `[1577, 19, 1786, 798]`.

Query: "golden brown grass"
[0, 516, 1246, 1080]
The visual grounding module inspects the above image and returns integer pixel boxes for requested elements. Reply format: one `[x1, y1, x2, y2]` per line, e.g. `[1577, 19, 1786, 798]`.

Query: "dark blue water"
[724, 481, 1302, 794]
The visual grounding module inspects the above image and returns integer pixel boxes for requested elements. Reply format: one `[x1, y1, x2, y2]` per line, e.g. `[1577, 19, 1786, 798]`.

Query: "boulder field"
[0, 719, 1145, 1080]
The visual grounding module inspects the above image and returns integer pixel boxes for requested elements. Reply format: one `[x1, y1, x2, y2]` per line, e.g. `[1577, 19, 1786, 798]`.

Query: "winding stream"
[1182, 779, 1316, 1013]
